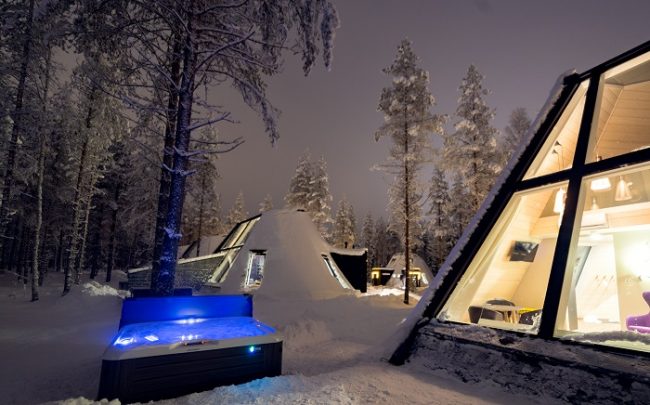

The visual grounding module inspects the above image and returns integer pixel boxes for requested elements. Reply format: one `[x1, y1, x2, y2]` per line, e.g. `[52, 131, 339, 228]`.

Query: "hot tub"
[97, 295, 282, 403]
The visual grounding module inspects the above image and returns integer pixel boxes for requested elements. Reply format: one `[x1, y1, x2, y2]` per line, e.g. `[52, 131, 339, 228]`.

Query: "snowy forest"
[0, 1, 531, 301]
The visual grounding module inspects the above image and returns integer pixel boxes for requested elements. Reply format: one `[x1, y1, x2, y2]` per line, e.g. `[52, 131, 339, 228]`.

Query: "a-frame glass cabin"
[402, 41, 650, 358]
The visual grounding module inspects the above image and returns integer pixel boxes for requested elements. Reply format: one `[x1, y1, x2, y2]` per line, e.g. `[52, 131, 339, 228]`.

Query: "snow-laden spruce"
[332, 196, 357, 248]
[285, 151, 333, 239]
[375, 39, 444, 303]
[441, 64, 501, 216]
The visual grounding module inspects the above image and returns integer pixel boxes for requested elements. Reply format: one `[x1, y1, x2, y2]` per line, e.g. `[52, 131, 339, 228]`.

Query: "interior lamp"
[590, 197, 599, 210]
[614, 176, 632, 201]
[590, 156, 611, 191]
[590, 177, 611, 191]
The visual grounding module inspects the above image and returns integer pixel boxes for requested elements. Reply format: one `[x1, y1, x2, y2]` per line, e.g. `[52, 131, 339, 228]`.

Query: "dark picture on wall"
[510, 241, 539, 262]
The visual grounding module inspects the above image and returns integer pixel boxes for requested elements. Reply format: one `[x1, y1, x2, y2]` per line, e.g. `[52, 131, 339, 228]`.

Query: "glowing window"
[554, 162, 650, 353]
[587, 52, 650, 163]
[523, 81, 589, 179]
[244, 251, 266, 289]
[438, 183, 567, 334]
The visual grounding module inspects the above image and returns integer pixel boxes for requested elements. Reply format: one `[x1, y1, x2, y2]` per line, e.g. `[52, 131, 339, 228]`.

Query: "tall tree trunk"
[55, 228, 64, 273]
[0, 0, 35, 252]
[74, 179, 95, 285]
[105, 185, 120, 283]
[63, 135, 90, 294]
[150, 32, 183, 289]
[196, 174, 206, 256]
[2, 218, 18, 272]
[403, 109, 410, 305]
[89, 201, 103, 279]
[38, 225, 49, 287]
[154, 9, 197, 296]
[16, 223, 27, 283]
[31, 42, 52, 302]
[63, 89, 96, 295]
[31, 134, 45, 301]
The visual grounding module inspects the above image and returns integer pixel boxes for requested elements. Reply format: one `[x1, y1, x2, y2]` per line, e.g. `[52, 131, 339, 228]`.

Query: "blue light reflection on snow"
[111, 316, 275, 349]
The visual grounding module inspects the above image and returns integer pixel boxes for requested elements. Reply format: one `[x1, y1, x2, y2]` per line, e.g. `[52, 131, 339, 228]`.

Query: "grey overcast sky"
[211, 0, 650, 221]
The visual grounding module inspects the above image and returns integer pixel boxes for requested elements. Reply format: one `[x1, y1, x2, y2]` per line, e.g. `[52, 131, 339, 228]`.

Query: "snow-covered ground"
[1, 273, 546, 404]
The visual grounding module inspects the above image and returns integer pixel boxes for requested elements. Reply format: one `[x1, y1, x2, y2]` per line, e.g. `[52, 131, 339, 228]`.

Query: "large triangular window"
[523, 81, 589, 180]
[439, 183, 567, 334]
[434, 46, 650, 355]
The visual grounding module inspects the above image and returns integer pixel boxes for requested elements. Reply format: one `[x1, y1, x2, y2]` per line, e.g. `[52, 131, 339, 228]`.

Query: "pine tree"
[332, 197, 356, 248]
[259, 194, 273, 213]
[501, 107, 531, 164]
[285, 150, 313, 211]
[427, 166, 454, 274]
[373, 217, 389, 267]
[375, 39, 444, 304]
[442, 64, 500, 214]
[226, 192, 248, 229]
[448, 172, 473, 244]
[360, 213, 375, 278]
[182, 128, 222, 256]
[308, 156, 333, 237]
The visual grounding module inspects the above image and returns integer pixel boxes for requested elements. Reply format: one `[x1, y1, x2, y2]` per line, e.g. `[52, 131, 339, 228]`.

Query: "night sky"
[211, 0, 650, 221]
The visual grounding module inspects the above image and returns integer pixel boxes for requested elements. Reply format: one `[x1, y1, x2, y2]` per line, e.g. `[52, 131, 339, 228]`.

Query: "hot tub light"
[144, 334, 159, 342]
[114, 337, 135, 346]
[248, 345, 261, 353]
[177, 317, 205, 325]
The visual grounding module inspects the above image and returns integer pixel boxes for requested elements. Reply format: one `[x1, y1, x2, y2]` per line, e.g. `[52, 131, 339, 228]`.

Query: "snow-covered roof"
[212, 209, 358, 300]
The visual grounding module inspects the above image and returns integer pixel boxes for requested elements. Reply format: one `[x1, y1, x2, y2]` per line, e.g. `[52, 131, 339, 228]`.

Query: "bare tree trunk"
[105, 185, 120, 283]
[89, 201, 103, 279]
[63, 134, 89, 295]
[16, 223, 27, 284]
[0, 0, 35, 250]
[154, 7, 197, 296]
[31, 134, 45, 301]
[403, 109, 410, 305]
[38, 225, 48, 287]
[196, 174, 206, 256]
[63, 89, 96, 295]
[74, 179, 95, 284]
[31, 42, 53, 302]
[150, 32, 183, 289]
[55, 228, 64, 273]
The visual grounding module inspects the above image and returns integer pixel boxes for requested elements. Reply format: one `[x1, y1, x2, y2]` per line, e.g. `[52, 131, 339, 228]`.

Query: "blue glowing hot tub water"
[98, 295, 283, 403]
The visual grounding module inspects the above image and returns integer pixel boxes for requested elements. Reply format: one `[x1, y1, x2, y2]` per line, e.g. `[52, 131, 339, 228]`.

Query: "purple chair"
[626, 291, 650, 334]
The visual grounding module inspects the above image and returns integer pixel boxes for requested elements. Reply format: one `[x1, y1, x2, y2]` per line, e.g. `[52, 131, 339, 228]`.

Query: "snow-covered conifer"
[360, 213, 375, 276]
[226, 192, 248, 229]
[501, 107, 531, 164]
[259, 194, 274, 213]
[307, 156, 333, 238]
[375, 39, 444, 303]
[285, 150, 313, 211]
[447, 172, 473, 244]
[442, 64, 501, 214]
[332, 197, 356, 249]
[427, 166, 454, 274]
